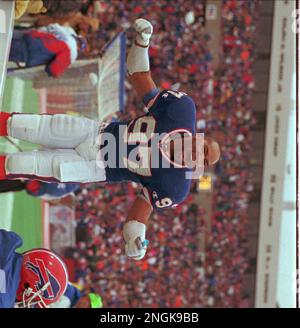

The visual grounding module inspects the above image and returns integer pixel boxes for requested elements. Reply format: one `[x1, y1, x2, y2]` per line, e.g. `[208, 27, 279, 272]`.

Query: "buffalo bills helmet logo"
[25, 259, 61, 299]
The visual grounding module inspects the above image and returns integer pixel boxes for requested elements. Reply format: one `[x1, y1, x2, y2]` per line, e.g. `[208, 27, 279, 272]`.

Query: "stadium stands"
[60, 0, 259, 307]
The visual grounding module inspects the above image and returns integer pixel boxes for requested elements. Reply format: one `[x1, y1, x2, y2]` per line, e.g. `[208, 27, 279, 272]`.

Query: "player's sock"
[25, 180, 41, 194]
[0, 112, 11, 136]
[0, 156, 7, 180]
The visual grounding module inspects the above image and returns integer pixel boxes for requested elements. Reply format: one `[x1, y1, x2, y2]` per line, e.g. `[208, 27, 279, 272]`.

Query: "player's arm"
[123, 194, 153, 261]
[127, 19, 160, 107]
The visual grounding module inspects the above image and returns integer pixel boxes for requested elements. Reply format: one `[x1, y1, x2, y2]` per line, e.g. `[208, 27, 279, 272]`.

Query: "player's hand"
[123, 220, 148, 261]
[134, 18, 153, 47]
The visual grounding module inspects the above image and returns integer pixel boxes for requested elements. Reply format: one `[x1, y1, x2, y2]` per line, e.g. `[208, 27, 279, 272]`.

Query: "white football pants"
[5, 114, 106, 183]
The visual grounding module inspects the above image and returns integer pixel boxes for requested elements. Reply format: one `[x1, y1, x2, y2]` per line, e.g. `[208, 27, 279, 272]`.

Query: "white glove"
[123, 220, 148, 261]
[134, 18, 153, 47]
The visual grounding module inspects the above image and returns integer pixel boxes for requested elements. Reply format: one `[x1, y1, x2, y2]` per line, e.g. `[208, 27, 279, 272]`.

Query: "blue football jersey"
[26, 181, 80, 200]
[0, 230, 23, 308]
[63, 283, 81, 307]
[102, 90, 196, 210]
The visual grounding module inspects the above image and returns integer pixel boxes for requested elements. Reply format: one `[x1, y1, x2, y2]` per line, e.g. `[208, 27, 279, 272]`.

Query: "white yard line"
[0, 0, 14, 108]
[6, 77, 25, 151]
[11, 77, 25, 113]
[0, 193, 14, 230]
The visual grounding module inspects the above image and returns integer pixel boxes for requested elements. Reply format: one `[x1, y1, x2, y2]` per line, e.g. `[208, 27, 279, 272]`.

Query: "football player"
[0, 19, 220, 261]
[0, 229, 101, 308]
[0, 179, 80, 201]
[0, 228, 68, 308]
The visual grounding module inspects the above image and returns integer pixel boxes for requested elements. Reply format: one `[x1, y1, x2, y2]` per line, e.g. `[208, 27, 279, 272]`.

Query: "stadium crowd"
[42, 0, 258, 307]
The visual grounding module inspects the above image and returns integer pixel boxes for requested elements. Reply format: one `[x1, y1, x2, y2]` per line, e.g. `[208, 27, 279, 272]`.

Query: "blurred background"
[0, 0, 296, 308]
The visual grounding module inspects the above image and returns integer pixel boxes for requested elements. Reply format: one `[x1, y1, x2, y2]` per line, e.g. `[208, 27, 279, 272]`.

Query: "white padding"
[60, 160, 106, 183]
[8, 114, 41, 143]
[8, 114, 98, 149]
[6, 152, 37, 176]
[6, 149, 106, 183]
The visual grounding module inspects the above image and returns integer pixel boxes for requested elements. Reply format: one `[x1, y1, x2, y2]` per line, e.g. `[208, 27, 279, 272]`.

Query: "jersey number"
[167, 90, 186, 98]
[124, 116, 156, 176]
[155, 197, 173, 208]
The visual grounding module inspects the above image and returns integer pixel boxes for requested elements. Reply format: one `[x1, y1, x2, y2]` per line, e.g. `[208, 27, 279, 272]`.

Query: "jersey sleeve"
[141, 186, 177, 211]
[63, 283, 82, 307]
[141, 169, 192, 211]
[148, 90, 196, 130]
[166, 92, 196, 125]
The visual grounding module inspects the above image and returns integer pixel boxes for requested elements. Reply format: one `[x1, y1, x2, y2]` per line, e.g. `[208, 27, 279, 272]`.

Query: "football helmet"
[15, 249, 68, 308]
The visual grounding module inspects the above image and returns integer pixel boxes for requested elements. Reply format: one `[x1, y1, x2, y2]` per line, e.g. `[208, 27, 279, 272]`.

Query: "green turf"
[2, 78, 40, 152]
[11, 191, 43, 252]
[3, 78, 39, 113]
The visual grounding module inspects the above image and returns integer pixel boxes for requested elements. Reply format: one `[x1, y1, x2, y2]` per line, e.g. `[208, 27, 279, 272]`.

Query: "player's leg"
[0, 112, 98, 149]
[0, 149, 106, 183]
[0, 179, 26, 193]
[8, 31, 28, 64]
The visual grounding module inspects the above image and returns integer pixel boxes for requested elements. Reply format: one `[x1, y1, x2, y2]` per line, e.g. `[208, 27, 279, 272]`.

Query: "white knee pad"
[59, 159, 106, 182]
[50, 115, 89, 144]
[6, 152, 37, 176]
[8, 114, 41, 144]
[6, 149, 106, 183]
[6, 150, 79, 181]
[9, 114, 97, 149]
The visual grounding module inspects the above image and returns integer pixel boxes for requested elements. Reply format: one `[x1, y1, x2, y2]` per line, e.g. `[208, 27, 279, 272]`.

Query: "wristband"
[142, 88, 160, 106]
[142, 240, 149, 247]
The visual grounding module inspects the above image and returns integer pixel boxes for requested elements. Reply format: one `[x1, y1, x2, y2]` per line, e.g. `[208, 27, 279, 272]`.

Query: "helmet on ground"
[16, 248, 68, 308]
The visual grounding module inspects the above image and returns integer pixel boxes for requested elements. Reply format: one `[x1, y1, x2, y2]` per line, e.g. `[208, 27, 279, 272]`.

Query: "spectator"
[9, 23, 87, 78]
